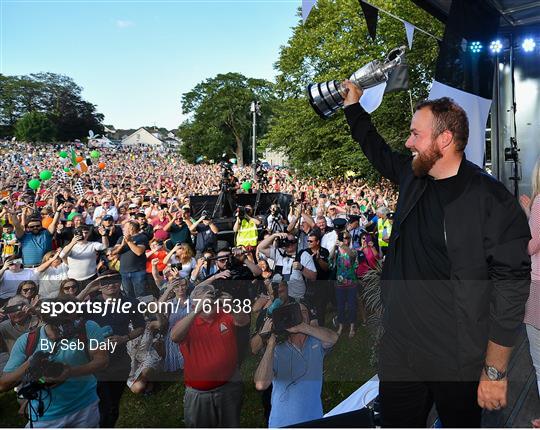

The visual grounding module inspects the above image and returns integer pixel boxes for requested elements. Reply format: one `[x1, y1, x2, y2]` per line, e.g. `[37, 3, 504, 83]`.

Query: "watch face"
[487, 366, 498, 380]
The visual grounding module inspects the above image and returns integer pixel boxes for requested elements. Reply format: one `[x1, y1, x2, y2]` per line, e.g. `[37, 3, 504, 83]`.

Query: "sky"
[1, 0, 300, 130]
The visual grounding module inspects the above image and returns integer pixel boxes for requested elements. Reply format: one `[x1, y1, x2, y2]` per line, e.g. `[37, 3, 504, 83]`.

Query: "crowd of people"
[0, 86, 539, 428]
[0, 140, 399, 428]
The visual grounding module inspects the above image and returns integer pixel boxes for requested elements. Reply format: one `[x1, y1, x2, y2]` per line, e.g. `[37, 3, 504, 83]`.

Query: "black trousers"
[378, 334, 482, 428]
[379, 380, 482, 428]
[97, 380, 127, 428]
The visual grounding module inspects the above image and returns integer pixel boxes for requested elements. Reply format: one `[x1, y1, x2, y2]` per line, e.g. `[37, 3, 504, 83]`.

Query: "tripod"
[212, 187, 236, 218]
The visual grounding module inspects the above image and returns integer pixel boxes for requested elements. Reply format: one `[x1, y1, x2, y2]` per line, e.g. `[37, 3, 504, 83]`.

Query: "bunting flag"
[359, 0, 379, 41]
[385, 53, 409, 93]
[302, 0, 317, 23]
[404, 21, 415, 49]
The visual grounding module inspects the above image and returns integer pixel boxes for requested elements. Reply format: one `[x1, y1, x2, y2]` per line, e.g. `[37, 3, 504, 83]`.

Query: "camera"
[170, 263, 183, 270]
[19, 351, 65, 400]
[277, 237, 297, 248]
[236, 206, 246, 219]
[1, 303, 24, 314]
[271, 302, 303, 334]
[201, 210, 210, 221]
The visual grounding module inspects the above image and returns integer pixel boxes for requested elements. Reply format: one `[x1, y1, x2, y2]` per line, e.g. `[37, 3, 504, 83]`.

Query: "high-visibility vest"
[377, 218, 392, 249]
[235, 219, 258, 247]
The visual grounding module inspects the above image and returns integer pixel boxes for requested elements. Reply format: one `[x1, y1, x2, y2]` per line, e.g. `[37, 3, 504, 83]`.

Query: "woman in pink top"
[520, 157, 540, 426]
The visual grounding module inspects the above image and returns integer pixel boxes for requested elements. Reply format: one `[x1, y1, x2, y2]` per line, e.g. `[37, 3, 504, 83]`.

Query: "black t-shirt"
[116, 233, 149, 273]
[88, 294, 145, 361]
[88, 225, 123, 245]
[195, 223, 216, 252]
[301, 247, 330, 280]
[387, 175, 462, 361]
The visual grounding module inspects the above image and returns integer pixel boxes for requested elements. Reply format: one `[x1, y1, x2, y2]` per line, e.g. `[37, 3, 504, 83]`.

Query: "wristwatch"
[484, 364, 507, 381]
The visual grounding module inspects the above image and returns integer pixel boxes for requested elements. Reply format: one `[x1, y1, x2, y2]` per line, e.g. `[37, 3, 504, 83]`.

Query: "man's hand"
[260, 318, 273, 337]
[287, 322, 308, 334]
[44, 364, 71, 385]
[342, 80, 363, 107]
[477, 372, 508, 411]
[213, 270, 231, 280]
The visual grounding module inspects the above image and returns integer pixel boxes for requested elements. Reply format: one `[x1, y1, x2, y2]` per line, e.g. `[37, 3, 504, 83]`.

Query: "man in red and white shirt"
[171, 284, 250, 427]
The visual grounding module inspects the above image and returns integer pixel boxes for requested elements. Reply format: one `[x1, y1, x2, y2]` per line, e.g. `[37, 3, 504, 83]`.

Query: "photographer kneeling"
[257, 232, 316, 300]
[254, 301, 338, 428]
[0, 296, 109, 428]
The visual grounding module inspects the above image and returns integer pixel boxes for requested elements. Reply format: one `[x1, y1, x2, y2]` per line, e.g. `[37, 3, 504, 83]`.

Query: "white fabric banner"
[302, 0, 317, 22]
[324, 374, 380, 418]
[359, 82, 387, 113]
[428, 81, 492, 168]
[404, 21, 415, 49]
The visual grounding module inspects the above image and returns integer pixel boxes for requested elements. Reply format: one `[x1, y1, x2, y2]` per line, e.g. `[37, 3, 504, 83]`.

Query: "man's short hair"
[414, 97, 469, 152]
[7, 294, 29, 307]
[191, 284, 215, 300]
[376, 206, 390, 217]
[26, 216, 41, 226]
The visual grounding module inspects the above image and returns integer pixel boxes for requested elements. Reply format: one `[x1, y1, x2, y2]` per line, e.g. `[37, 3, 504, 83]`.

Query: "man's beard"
[412, 142, 443, 177]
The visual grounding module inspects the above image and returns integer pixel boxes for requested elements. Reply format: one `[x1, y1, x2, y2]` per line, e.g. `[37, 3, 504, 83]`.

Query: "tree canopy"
[177, 72, 275, 165]
[260, 0, 444, 180]
[14, 111, 57, 143]
[0, 72, 104, 141]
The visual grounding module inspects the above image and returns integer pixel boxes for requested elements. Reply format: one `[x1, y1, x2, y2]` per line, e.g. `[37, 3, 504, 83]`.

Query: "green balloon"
[28, 179, 41, 190]
[67, 212, 81, 221]
[241, 181, 252, 191]
[90, 150, 100, 158]
[63, 167, 71, 173]
[59, 151, 68, 158]
[39, 170, 52, 181]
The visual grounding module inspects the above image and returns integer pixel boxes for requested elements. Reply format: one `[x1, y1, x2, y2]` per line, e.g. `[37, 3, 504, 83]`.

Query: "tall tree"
[178, 72, 275, 166]
[261, 0, 444, 180]
[14, 111, 57, 143]
[0, 72, 104, 140]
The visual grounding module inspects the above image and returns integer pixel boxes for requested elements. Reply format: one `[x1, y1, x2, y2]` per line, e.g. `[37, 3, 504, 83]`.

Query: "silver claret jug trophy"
[307, 46, 407, 119]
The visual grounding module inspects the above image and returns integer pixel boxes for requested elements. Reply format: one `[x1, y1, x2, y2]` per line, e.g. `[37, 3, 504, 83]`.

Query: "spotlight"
[489, 40, 503, 54]
[469, 41, 483, 53]
[522, 38, 536, 53]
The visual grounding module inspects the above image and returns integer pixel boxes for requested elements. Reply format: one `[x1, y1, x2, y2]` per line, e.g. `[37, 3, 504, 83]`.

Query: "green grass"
[0, 327, 374, 428]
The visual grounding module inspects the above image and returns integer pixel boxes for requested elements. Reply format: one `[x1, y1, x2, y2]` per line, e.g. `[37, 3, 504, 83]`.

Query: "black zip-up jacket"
[345, 103, 531, 377]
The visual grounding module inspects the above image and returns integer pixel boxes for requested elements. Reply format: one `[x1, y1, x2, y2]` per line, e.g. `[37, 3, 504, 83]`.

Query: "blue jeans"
[120, 270, 147, 298]
[335, 286, 357, 324]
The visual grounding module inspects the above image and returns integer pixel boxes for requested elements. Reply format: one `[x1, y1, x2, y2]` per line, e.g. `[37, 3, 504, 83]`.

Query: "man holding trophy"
[308, 48, 531, 427]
